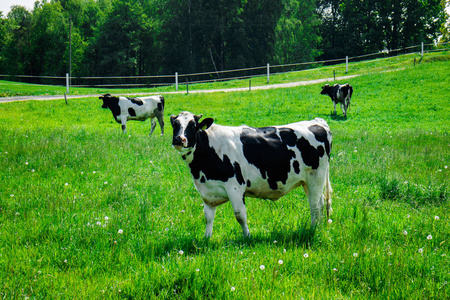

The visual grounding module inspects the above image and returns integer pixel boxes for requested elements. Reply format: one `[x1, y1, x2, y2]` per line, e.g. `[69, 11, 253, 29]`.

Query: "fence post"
[421, 42, 424, 57]
[345, 56, 348, 73]
[249, 79, 251, 91]
[175, 72, 178, 91]
[267, 63, 270, 84]
[66, 73, 69, 94]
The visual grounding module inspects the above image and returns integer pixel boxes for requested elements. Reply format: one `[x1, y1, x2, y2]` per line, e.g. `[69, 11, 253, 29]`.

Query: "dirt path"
[0, 74, 359, 103]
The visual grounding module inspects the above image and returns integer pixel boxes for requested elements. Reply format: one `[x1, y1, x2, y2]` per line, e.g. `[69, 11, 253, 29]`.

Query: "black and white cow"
[99, 94, 164, 135]
[171, 111, 332, 238]
[320, 83, 353, 117]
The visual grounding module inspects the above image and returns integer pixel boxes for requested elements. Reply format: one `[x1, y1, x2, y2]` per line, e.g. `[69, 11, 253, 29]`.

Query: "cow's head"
[99, 94, 117, 109]
[170, 111, 214, 151]
[320, 84, 331, 95]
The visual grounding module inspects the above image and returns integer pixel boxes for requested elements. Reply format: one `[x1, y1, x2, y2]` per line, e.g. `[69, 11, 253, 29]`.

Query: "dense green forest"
[0, 0, 448, 78]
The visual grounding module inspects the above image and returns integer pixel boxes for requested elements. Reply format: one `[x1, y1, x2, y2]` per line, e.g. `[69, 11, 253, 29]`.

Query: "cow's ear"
[170, 114, 178, 126]
[198, 118, 214, 130]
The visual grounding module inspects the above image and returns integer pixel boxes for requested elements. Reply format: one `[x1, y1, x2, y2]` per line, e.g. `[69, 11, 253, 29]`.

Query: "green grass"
[0, 53, 449, 299]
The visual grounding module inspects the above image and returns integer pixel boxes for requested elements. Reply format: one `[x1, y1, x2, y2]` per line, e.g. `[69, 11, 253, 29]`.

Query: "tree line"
[0, 0, 448, 80]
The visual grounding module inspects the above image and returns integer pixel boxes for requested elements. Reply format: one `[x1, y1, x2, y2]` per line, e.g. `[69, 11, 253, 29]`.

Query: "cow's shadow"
[329, 112, 348, 121]
[142, 224, 318, 260]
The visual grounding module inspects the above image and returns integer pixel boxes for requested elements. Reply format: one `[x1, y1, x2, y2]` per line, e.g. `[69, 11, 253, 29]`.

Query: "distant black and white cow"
[320, 83, 353, 117]
[99, 94, 165, 135]
[171, 111, 332, 238]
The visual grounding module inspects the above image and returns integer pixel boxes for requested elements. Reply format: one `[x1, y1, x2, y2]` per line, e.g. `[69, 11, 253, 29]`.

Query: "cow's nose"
[173, 136, 187, 147]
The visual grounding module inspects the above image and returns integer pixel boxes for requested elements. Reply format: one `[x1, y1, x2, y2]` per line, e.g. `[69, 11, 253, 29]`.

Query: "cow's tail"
[160, 96, 165, 110]
[324, 164, 332, 219]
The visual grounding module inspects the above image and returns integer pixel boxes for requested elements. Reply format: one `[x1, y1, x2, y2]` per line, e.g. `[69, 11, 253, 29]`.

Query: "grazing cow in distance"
[320, 83, 353, 117]
[99, 94, 164, 135]
[171, 111, 332, 238]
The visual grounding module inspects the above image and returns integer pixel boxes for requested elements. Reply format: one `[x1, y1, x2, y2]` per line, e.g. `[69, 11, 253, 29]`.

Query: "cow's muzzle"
[172, 136, 188, 149]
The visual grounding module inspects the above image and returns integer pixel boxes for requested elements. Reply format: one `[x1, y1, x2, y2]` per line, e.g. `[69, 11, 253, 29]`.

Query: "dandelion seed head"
[118, 229, 123, 234]
[303, 253, 309, 258]
[427, 235, 433, 240]
[231, 287, 236, 292]
[178, 250, 184, 255]
[403, 230, 408, 235]
[328, 219, 333, 224]
[418, 248, 423, 253]
[353, 253, 358, 258]
[435, 216, 439, 220]
[278, 259, 283, 265]
[260, 265, 265, 270]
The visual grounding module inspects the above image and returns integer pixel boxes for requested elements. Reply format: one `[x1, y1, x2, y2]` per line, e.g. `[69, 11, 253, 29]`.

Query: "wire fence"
[1, 42, 449, 91]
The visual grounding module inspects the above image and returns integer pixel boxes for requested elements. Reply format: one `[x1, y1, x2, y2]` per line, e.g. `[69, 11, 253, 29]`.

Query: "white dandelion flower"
[278, 260, 283, 265]
[260, 265, 265, 270]
[118, 229, 123, 234]
[427, 235, 433, 240]
[303, 253, 309, 258]
[231, 287, 236, 292]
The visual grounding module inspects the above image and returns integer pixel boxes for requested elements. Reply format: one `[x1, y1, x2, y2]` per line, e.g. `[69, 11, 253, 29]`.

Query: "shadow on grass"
[330, 112, 348, 121]
[139, 223, 318, 260]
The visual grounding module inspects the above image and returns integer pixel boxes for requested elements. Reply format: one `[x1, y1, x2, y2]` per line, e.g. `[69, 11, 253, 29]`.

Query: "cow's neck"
[180, 146, 195, 163]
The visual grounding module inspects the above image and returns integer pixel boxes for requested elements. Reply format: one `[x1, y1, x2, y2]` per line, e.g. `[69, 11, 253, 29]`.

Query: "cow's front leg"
[121, 118, 127, 133]
[229, 191, 250, 238]
[203, 203, 216, 238]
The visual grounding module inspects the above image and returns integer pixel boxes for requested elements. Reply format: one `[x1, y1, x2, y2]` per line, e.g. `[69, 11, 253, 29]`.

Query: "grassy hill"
[0, 52, 449, 299]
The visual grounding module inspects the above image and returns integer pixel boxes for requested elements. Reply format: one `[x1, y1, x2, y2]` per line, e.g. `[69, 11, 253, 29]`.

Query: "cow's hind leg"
[154, 110, 164, 135]
[150, 117, 157, 135]
[340, 103, 346, 117]
[228, 190, 250, 238]
[306, 174, 327, 227]
[203, 203, 217, 238]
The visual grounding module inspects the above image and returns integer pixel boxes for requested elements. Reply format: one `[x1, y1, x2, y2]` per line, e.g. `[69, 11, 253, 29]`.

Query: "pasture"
[0, 53, 449, 299]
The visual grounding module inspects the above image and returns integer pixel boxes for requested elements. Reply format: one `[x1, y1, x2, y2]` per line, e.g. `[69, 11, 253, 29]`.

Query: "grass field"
[0, 52, 449, 299]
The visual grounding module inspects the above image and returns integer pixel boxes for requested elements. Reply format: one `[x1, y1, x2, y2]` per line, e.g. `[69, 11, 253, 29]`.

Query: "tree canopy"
[0, 0, 448, 78]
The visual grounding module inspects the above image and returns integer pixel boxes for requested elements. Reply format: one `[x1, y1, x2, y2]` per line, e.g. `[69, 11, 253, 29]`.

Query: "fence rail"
[1, 42, 449, 92]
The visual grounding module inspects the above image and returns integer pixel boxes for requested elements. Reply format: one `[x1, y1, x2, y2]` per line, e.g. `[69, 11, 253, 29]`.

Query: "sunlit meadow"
[0, 52, 449, 299]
